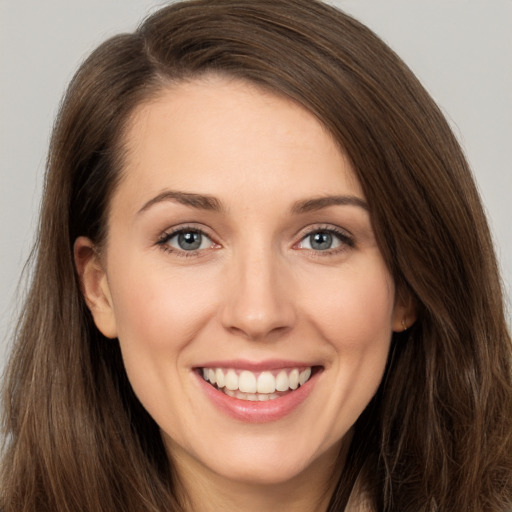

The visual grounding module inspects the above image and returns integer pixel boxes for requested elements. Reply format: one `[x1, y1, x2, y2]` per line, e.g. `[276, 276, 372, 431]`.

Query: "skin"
[76, 76, 413, 511]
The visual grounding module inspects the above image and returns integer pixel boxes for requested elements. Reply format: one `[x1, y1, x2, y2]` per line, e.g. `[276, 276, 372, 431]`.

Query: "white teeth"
[201, 366, 314, 399]
[289, 369, 299, 390]
[299, 367, 311, 386]
[225, 370, 238, 391]
[223, 390, 280, 401]
[215, 368, 225, 388]
[257, 371, 275, 394]
[275, 370, 289, 392]
[239, 370, 257, 393]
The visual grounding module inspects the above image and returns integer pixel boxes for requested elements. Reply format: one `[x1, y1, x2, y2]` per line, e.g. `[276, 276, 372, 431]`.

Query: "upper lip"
[195, 359, 320, 372]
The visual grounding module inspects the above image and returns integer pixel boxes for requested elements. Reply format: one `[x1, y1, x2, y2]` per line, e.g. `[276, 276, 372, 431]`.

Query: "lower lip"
[195, 370, 319, 423]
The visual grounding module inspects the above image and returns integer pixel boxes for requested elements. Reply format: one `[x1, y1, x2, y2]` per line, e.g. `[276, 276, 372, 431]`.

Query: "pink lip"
[194, 363, 321, 423]
[197, 359, 316, 372]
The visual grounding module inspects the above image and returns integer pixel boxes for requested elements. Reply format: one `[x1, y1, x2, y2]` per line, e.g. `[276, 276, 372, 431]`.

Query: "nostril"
[225, 322, 292, 342]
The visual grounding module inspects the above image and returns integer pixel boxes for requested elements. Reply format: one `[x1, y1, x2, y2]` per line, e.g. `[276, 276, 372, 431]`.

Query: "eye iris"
[310, 232, 332, 250]
[178, 231, 202, 250]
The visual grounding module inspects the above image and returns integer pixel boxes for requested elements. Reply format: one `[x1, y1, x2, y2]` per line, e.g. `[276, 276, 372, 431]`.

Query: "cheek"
[110, 257, 218, 348]
[106, 258, 223, 426]
[303, 260, 396, 349]
[311, 263, 395, 421]
[106, 256, 222, 404]
[301, 258, 394, 420]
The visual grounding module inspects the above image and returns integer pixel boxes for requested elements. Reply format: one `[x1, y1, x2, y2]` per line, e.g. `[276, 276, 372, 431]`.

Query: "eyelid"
[155, 222, 354, 257]
[156, 224, 220, 255]
[293, 224, 355, 252]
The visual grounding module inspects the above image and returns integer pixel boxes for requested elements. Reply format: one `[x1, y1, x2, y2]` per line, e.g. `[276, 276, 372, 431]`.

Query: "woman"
[1, 0, 511, 510]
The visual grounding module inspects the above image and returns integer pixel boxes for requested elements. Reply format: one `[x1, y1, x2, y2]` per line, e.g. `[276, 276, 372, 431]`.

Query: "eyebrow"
[137, 190, 368, 216]
[291, 195, 369, 214]
[138, 190, 223, 214]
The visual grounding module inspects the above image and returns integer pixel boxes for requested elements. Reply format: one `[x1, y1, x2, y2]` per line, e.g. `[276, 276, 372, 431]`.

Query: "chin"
[210, 456, 315, 487]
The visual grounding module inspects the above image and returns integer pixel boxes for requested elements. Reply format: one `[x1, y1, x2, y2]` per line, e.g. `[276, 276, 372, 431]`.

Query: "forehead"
[114, 76, 363, 213]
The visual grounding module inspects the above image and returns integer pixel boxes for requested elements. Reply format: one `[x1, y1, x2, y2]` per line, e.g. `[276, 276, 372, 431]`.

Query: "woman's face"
[79, 77, 409, 488]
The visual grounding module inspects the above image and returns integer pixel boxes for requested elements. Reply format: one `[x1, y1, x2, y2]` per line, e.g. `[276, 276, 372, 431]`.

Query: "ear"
[74, 236, 118, 339]
[391, 287, 417, 333]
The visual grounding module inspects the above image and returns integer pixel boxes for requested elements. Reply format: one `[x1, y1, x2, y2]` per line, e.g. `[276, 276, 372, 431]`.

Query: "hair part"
[2, 1, 511, 510]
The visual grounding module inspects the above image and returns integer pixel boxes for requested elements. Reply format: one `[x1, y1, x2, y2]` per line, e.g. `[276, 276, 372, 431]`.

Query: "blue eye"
[297, 228, 352, 252]
[309, 232, 336, 250]
[175, 231, 203, 250]
[160, 229, 214, 252]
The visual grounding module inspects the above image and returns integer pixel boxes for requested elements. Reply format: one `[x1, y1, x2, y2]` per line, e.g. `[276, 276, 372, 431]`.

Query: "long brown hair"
[2, 1, 511, 510]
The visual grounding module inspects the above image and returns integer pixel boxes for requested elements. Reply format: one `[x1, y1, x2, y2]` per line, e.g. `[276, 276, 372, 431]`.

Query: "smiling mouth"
[199, 366, 317, 401]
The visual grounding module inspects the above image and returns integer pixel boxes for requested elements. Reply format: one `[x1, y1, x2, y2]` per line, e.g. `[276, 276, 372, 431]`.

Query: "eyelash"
[156, 225, 217, 258]
[294, 225, 355, 257]
[156, 224, 355, 257]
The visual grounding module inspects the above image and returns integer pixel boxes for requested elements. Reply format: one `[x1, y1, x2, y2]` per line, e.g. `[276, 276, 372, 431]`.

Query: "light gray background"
[1, 0, 511, 372]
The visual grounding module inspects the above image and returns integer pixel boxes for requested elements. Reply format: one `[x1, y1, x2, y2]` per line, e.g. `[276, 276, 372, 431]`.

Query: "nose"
[220, 247, 296, 341]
